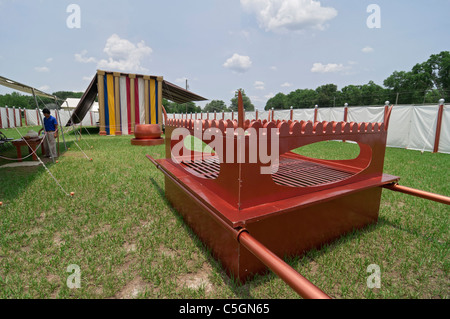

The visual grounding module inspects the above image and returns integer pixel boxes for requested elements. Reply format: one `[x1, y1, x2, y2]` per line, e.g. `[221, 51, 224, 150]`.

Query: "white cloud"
[38, 85, 50, 91]
[75, 50, 97, 63]
[254, 81, 265, 90]
[82, 76, 93, 81]
[281, 82, 292, 87]
[311, 62, 346, 73]
[46, 57, 53, 63]
[75, 34, 153, 73]
[265, 92, 275, 99]
[270, 66, 277, 71]
[97, 34, 152, 72]
[362, 46, 374, 53]
[175, 77, 188, 84]
[223, 53, 252, 73]
[34, 66, 49, 72]
[240, 0, 337, 32]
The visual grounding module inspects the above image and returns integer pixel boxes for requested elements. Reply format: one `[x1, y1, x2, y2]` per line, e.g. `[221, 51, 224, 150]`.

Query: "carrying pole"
[383, 183, 450, 205]
[146, 154, 331, 299]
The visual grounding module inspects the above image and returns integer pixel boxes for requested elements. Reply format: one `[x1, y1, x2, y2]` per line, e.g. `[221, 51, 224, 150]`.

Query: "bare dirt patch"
[114, 276, 153, 299]
[176, 262, 214, 293]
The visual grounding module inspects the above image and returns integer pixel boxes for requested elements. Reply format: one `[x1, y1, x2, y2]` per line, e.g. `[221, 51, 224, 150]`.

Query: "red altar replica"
[148, 94, 398, 284]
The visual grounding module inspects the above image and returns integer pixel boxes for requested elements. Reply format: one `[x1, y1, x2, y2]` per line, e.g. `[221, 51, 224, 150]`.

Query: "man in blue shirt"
[39, 108, 58, 158]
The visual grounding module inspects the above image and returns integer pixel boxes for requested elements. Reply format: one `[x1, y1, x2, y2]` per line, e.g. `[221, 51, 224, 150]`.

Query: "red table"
[11, 137, 46, 162]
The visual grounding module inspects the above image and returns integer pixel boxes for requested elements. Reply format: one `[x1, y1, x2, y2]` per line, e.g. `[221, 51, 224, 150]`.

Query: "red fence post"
[290, 106, 294, 121]
[342, 103, 349, 143]
[314, 105, 318, 123]
[0, 107, 3, 129]
[6, 106, 10, 128]
[14, 107, 18, 127]
[433, 99, 445, 153]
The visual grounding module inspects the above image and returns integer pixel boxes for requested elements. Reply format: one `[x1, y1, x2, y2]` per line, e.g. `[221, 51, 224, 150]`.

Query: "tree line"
[264, 51, 449, 110]
[0, 91, 84, 109]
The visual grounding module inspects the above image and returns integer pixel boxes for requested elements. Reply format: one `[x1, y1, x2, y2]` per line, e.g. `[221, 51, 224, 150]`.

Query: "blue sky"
[0, 0, 449, 110]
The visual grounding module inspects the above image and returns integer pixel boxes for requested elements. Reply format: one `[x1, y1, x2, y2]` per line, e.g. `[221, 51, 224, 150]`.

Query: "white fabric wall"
[7, 107, 14, 127]
[387, 105, 412, 149]
[406, 105, 439, 152]
[15, 108, 21, 127]
[245, 111, 256, 121]
[347, 106, 385, 123]
[169, 104, 449, 154]
[0, 107, 8, 128]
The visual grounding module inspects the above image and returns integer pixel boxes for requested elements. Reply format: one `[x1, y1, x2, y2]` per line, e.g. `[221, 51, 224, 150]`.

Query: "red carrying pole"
[146, 154, 330, 299]
[238, 231, 330, 299]
[383, 183, 450, 205]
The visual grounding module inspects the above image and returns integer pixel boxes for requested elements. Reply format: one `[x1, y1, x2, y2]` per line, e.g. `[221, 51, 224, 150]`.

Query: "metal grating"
[180, 157, 220, 179]
[271, 158, 354, 187]
[180, 156, 354, 187]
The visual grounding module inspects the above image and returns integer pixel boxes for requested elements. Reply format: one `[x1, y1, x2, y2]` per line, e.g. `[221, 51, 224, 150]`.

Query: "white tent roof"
[63, 98, 99, 112]
[0, 75, 57, 100]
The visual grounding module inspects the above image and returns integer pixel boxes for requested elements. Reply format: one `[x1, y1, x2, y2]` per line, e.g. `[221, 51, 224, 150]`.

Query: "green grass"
[0, 127, 448, 299]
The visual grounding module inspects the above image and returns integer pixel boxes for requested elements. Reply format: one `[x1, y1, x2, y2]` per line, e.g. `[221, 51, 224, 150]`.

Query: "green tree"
[229, 89, 255, 111]
[265, 93, 287, 110]
[203, 100, 227, 112]
[286, 89, 317, 109]
[316, 84, 338, 107]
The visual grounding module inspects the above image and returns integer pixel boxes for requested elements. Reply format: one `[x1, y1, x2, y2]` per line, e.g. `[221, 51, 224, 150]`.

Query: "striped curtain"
[101, 73, 159, 135]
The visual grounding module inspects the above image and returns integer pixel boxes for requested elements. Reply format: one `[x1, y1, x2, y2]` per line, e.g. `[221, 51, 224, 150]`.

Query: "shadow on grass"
[377, 215, 446, 246]
[0, 133, 92, 203]
[148, 176, 259, 298]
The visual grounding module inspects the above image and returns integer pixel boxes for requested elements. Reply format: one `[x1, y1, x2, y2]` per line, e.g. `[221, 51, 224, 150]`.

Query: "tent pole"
[54, 97, 67, 151]
[32, 88, 45, 131]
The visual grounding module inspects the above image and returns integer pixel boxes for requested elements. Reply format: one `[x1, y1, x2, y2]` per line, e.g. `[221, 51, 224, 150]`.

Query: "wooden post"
[433, 99, 445, 153]
[0, 106, 3, 129]
[256, 110, 258, 121]
[290, 106, 293, 121]
[97, 71, 107, 135]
